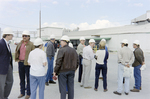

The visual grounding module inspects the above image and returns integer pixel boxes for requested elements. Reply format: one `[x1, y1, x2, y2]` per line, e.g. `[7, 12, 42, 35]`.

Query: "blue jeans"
[30, 75, 45, 99]
[94, 63, 107, 90]
[134, 65, 142, 90]
[18, 62, 30, 95]
[45, 57, 54, 82]
[117, 63, 130, 93]
[58, 71, 75, 99]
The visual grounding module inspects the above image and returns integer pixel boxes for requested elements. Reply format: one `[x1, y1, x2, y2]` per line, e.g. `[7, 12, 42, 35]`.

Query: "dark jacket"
[0, 39, 13, 74]
[54, 45, 79, 74]
[132, 47, 144, 67]
[15, 40, 34, 65]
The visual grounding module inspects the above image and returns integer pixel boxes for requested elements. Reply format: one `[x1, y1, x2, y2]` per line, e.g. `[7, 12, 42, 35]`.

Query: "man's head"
[34, 38, 43, 49]
[121, 39, 128, 48]
[2, 27, 14, 41]
[89, 39, 95, 48]
[22, 30, 30, 42]
[50, 34, 55, 43]
[60, 35, 70, 47]
[133, 40, 140, 49]
[80, 37, 85, 45]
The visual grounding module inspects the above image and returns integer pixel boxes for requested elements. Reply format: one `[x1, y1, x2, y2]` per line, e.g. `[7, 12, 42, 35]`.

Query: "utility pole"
[39, 3, 41, 38]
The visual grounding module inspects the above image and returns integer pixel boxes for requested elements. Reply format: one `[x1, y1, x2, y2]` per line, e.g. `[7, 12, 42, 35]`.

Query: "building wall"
[107, 33, 150, 52]
[37, 27, 63, 39]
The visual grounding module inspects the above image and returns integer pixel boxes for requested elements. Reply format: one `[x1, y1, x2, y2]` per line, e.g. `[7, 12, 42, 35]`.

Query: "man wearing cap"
[45, 34, 56, 85]
[113, 39, 134, 95]
[54, 35, 79, 99]
[0, 28, 14, 99]
[77, 37, 85, 83]
[15, 30, 35, 99]
[81, 39, 95, 89]
[130, 40, 144, 92]
[28, 38, 47, 99]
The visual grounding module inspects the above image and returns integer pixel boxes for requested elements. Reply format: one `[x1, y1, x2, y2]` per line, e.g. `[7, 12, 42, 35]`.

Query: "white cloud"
[52, 1, 58, 4]
[133, 3, 143, 7]
[42, 20, 120, 31]
[86, 0, 99, 3]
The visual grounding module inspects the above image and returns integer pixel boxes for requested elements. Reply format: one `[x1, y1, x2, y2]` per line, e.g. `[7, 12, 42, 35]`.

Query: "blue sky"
[0, 0, 149, 31]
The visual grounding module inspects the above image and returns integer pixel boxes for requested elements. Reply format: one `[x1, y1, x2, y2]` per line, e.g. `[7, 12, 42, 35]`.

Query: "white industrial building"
[1, 11, 150, 52]
[38, 11, 150, 52]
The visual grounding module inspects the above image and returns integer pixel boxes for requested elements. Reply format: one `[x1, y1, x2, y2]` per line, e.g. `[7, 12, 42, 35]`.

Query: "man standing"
[130, 40, 144, 92]
[54, 35, 79, 99]
[28, 38, 47, 99]
[0, 28, 14, 99]
[113, 39, 134, 95]
[77, 37, 85, 83]
[15, 30, 34, 99]
[45, 34, 56, 85]
[81, 39, 95, 89]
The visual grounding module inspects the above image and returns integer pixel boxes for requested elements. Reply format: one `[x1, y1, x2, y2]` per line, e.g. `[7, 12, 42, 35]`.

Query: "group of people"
[0, 27, 145, 99]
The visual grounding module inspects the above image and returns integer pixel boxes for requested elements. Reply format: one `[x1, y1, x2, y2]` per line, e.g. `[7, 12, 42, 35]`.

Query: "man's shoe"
[49, 80, 56, 84]
[84, 86, 92, 89]
[113, 91, 122, 95]
[25, 95, 30, 99]
[134, 86, 142, 90]
[45, 82, 49, 86]
[104, 89, 108, 92]
[94, 88, 98, 91]
[18, 94, 25, 98]
[125, 92, 129, 95]
[80, 85, 83, 87]
[130, 88, 140, 92]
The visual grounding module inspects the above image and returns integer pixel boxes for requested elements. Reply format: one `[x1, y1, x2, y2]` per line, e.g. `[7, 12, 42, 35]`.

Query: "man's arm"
[54, 49, 64, 74]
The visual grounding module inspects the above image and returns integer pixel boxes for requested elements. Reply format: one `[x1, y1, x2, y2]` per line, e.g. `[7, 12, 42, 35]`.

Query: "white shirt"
[28, 48, 47, 76]
[3, 38, 10, 52]
[96, 50, 106, 64]
[82, 45, 95, 60]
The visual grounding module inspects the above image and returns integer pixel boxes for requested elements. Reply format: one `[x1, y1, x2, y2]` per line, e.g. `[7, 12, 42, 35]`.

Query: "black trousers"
[78, 55, 83, 82]
[58, 71, 75, 99]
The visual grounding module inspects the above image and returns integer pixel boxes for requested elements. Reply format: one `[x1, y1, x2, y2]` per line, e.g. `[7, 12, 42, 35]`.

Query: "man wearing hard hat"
[77, 37, 86, 83]
[54, 35, 79, 99]
[15, 30, 35, 99]
[45, 34, 56, 85]
[28, 38, 47, 99]
[113, 39, 134, 95]
[130, 40, 145, 92]
[0, 28, 14, 99]
[81, 39, 95, 89]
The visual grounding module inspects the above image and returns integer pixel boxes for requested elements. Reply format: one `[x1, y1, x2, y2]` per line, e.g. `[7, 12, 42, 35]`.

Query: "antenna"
[39, 3, 41, 38]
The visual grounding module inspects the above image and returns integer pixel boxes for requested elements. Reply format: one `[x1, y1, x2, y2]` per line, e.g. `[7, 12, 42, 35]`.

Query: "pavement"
[9, 53, 150, 99]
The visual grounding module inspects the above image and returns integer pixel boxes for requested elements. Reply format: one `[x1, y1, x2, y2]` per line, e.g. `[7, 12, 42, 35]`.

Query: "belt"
[20, 60, 24, 62]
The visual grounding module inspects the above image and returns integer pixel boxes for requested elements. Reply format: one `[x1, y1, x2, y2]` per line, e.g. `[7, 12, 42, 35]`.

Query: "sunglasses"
[22, 35, 29, 37]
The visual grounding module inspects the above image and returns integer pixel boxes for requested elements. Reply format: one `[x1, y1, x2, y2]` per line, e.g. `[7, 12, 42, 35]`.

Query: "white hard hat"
[133, 40, 140, 45]
[60, 35, 70, 42]
[80, 37, 85, 41]
[50, 34, 55, 39]
[34, 38, 44, 46]
[121, 39, 128, 44]
[22, 30, 30, 36]
[69, 42, 73, 48]
[89, 39, 95, 43]
[101, 39, 106, 43]
[3, 27, 14, 35]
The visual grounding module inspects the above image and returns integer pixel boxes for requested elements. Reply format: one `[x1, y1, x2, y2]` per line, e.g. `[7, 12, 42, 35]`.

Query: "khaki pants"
[81, 59, 92, 87]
